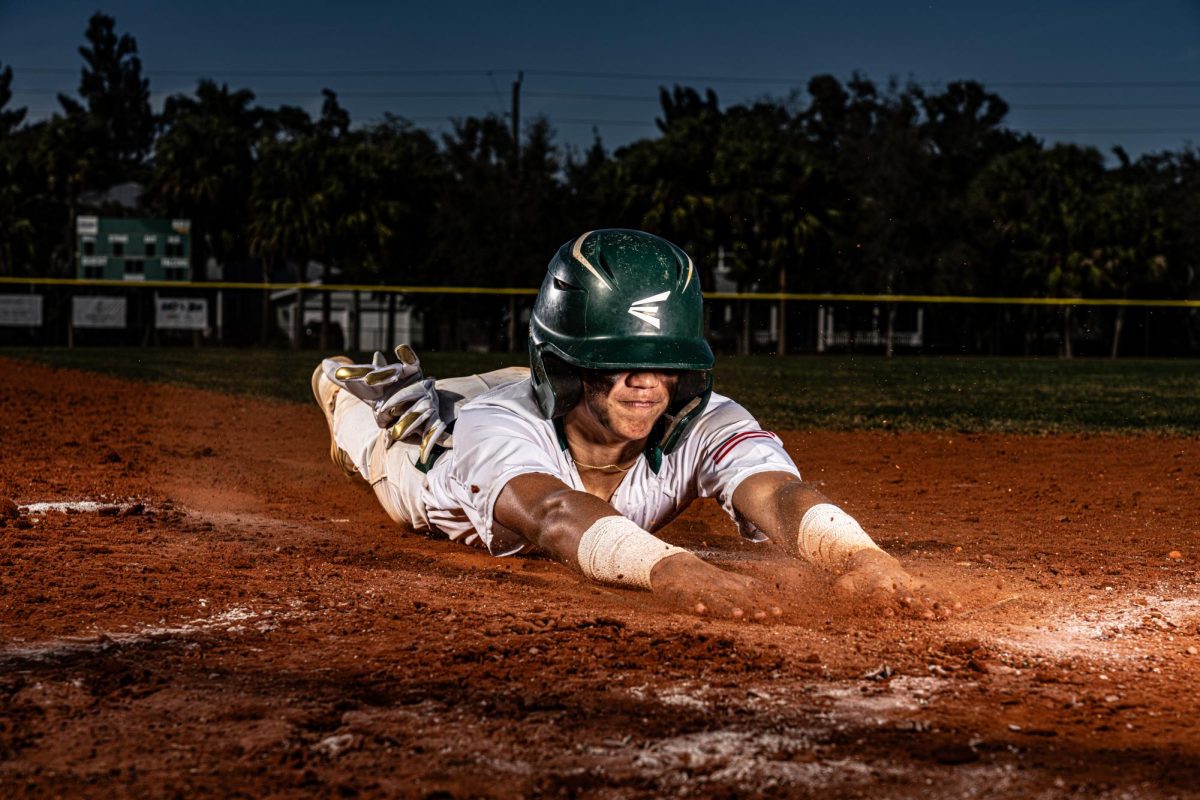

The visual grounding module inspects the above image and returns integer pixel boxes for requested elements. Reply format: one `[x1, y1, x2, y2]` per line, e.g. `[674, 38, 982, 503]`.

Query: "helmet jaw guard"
[528, 344, 581, 420]
[527, 229, 714, 457]
[649, 370, 713, 463]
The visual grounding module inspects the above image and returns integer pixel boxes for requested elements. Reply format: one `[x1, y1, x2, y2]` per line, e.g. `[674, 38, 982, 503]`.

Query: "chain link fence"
[2, 278, 1198, 357]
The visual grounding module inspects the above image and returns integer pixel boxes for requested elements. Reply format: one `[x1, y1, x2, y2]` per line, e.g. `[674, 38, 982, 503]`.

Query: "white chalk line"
[980, 591, 1200, 662]
[19, 500, 145, 514]
[0, 603, 312, 664]
[620, 675, 1021, 793]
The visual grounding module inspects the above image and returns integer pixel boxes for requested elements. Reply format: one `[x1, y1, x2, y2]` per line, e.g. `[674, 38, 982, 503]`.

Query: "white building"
[270, 286, 422, 350]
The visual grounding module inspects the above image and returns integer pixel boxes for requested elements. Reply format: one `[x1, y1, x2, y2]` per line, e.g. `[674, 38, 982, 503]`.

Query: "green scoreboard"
[76, 216, 192, 281]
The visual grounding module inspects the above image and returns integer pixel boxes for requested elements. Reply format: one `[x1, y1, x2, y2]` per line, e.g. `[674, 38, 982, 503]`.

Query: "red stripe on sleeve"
[712, 430, 778, 464]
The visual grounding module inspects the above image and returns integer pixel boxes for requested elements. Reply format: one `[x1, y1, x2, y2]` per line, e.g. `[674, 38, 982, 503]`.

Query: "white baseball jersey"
[421, 377, 801, 556]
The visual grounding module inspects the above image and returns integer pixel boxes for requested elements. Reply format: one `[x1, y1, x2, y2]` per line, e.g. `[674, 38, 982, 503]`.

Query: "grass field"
[4, 346, 1198, 434]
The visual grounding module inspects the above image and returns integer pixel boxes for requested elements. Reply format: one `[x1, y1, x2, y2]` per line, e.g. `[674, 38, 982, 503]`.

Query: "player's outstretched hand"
[834, 549, 959, 619]
[650, 553, 783, 622]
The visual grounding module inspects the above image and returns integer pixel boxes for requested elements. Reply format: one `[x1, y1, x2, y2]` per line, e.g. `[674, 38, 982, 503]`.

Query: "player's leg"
[312, 350, 528, 533]
[311, 356, 360, 478]
[312, 359, 429, 529]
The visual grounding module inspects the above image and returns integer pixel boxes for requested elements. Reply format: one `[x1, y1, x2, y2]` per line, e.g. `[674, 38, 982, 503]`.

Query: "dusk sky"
[3, 1, 1200, 160]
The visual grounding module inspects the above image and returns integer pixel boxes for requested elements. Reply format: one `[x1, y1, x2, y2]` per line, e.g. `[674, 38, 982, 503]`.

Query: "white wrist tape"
[798, 503, 883, 570]
[576, 516, 687, 590]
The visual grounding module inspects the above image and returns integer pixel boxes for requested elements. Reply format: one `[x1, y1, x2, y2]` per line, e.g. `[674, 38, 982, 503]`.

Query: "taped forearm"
[798, 503, 884, 571]
[576, 516, 687, 590]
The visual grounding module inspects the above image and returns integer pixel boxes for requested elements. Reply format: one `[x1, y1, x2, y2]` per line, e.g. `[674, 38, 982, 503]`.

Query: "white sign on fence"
[0, 295, 43, 326]
[156, 297, 208, 331]
[73, 296, 127, 329]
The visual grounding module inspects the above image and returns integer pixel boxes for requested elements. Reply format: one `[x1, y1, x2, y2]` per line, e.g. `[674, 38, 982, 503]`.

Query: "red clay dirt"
[1, 356, 1199, 799]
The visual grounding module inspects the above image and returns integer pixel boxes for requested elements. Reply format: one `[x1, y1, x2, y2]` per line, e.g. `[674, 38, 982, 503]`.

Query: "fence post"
[387, 291, 396, 348]
[294, 288, 304, 349]
[507, 295, 517, 352]
[351, 290, 361, 353]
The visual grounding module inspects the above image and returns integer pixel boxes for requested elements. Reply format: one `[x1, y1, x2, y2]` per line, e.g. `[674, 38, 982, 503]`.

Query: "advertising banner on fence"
[73, 296, 127, 329]
[155, 297, 208, 331]
[0, 295, 43, 326]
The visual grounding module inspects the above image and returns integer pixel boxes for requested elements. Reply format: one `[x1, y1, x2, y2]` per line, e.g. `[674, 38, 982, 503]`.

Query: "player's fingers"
[731, 607, 745, 620]
[867, 585, 897, 607]
[861, 571, 899, 596]
[833, 572, 862, 596]
[694, 602, 708, 615]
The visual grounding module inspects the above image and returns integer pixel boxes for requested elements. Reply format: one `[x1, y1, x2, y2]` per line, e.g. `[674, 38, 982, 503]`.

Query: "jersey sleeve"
[437, 402, 567, 554]
[692, 397, 801, 536]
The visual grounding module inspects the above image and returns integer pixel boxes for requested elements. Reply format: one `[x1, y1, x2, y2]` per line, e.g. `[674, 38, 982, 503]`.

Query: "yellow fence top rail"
[1, 276, 1198, 308]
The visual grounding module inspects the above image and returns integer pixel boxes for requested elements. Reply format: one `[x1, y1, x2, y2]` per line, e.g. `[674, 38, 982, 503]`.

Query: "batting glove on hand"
[321, 344, 431, 428]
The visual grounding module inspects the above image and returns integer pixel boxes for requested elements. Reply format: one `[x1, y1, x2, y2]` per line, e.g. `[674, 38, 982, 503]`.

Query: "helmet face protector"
[528, 229, 714, 460]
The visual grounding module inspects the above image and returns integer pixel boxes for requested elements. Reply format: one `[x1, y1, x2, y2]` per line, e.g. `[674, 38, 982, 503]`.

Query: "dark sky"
[4, 0, 1200, 159]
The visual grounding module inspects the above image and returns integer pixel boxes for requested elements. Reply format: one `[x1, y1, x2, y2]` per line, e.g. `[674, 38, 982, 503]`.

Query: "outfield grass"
[717, 356, 1200, 433]
[4, 347, 1198, 434]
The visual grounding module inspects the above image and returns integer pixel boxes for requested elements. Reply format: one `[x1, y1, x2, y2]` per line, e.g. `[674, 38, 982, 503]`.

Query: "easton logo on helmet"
[628, 291, 671, 329]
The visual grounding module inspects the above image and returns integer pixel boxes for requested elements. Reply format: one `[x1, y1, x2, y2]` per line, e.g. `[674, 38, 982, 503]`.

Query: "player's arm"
[494, 473, 779, 620]
[731, 471, 955, 617]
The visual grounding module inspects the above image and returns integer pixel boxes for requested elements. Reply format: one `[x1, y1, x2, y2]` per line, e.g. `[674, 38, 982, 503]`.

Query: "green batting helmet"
[528, 229, 714, 458]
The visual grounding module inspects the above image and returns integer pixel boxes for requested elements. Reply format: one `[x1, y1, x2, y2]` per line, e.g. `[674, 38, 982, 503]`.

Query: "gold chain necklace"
[572, 456, 638, 473]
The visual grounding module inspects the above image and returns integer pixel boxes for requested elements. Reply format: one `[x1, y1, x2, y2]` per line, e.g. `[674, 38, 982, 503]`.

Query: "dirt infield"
[2, 357, 1199, 799]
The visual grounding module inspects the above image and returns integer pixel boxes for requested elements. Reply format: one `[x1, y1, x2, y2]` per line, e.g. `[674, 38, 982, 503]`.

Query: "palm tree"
[715, 101, 830, 355]
[1091, 151, 1168, 356]
[0, 63, 27, 136]
[615, 87, 724, 291]
[974, 144, 1104, 356]
[146, 80, 261, 272]
[33, 114, 94, 276]
[58, 12, 154, 191]
[248, 132, 329, 345]
[0, 141, 36, 275]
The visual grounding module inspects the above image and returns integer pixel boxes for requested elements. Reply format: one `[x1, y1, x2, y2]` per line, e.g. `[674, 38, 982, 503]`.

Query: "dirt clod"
[0, 497, 19, 519]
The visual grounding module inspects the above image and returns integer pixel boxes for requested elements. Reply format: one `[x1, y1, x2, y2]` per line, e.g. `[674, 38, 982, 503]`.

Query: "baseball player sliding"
[313, 229, 953, 620]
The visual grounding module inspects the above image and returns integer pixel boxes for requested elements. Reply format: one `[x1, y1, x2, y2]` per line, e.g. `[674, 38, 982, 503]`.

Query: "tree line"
[1, 13, 1198, 354]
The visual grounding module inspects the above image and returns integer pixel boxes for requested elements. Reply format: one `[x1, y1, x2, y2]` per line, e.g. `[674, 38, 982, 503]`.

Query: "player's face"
[581, 369, 678, 442]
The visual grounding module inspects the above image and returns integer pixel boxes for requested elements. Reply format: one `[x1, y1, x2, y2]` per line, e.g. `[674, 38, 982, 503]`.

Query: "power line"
[14, 64, 1200, 90]
[1012, 103, 1200, 111]
[12, 88, 505, 99]
[19, 89, 1200, 112]
[11, 97, 1200, 135]
[12, 66, 507, 78]
[484, 71, 507, 117]
[542, 118, 654, 127]
[985, 81, 1200, 89]
[528, 91, 658, 103]
[1028, 128, 1200, 135]
[380, 117, 1200, 134]
[526, 71, 1200, 90]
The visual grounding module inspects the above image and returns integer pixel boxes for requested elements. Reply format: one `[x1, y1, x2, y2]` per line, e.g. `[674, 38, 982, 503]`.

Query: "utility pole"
[511, 70, 523, 166]
[507, 71, 524, 352]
